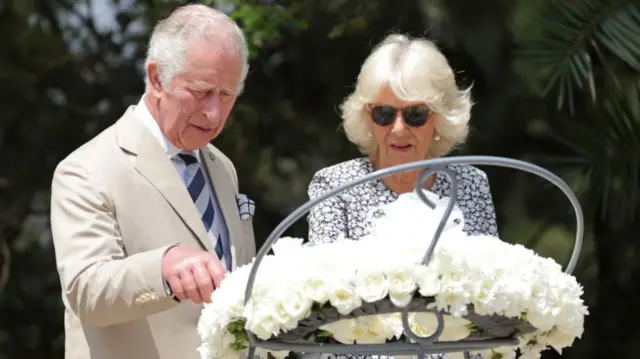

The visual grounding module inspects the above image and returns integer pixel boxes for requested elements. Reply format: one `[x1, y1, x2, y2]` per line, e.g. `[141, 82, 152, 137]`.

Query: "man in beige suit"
[49, 4, 256, 359]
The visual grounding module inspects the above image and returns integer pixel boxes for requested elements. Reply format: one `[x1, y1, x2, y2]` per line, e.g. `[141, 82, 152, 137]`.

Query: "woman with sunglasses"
[308, 34, 499, 260]
[305, 33, 496, 359]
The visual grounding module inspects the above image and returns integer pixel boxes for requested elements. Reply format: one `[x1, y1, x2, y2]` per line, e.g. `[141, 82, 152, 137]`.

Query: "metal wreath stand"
[243, 156, 585, 358]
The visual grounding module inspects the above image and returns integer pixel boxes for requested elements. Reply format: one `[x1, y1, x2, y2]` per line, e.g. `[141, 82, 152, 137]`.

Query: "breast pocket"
[233, 218, 256, 268]
[241, 217, 254, 239]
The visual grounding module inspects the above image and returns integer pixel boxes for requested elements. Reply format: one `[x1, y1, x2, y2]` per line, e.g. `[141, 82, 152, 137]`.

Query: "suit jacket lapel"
[200, 147, 242, 269]
[115, 108, 214, 253]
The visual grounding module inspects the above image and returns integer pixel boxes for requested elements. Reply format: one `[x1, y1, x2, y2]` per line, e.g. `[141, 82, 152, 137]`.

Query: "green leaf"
[515, 0, 640, 114]
[467, 323, 484, 333]
[230, 337, 249, 350]
[220, 1, 308, 59]
[227, 319, 247, 334]
[315, 329, 334, 338]
[311, 302, 324, 312]
[535, 88, 640, 225]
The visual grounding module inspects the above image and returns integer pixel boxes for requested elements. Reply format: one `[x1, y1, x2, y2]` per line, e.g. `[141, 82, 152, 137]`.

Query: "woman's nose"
[390, 114, 408, 135]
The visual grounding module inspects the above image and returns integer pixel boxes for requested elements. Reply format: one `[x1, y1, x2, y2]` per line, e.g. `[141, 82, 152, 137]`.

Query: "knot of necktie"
[177, 152, 198, 166]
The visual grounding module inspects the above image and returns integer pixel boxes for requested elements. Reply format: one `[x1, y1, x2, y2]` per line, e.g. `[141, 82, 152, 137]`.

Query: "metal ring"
[242, 156, 584, 357]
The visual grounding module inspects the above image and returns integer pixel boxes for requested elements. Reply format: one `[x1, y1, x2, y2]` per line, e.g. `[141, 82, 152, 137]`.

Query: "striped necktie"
[177, 152, 230, 271]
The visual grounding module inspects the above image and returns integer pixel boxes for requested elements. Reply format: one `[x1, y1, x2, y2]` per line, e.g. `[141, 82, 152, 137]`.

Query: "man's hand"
[161, 245, 225, 304]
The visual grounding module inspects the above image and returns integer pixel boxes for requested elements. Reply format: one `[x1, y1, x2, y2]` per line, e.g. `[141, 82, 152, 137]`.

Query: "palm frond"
[538, 89, 640, 225]
[517, 0, 640, 114]
[595, 5, 640, 71]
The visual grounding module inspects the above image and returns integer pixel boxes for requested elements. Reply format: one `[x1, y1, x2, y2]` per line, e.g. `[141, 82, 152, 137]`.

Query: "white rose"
[386, 265, 417, 307]
[196, 343, 213, 359]
[408, 312, 471, 340]
[273, 301, 298, 330]
[525, 310, 555, 332]
[407, 316, 434, 338]
[414, 266, 441, 297]
[517, 333, 547, 359]
[248, 317, 279, 340]
[519, 351, 543, 359]
[245, 307, 281, 340]
[378, 313, 404, 339]
[302, 276, 330, 304]
[327, 281, 362, 315]
[546, 327, 576, 353]
[198, 332, 237, 359]
[351, 315, 393, 344]
[224, 300, 245, 320]
[469, 279, 498, 315]
[281, 290, 313, 321]
[390, 292, 414, 308]
[196, 309, 219, 340]
[354, 268, 389, 303]
[438, 325, 471, 341]
[255, 348, 290, 359]
[434, 279, 471, 317]
[492, 347, 517, 359]
[320, 320, 354, 344]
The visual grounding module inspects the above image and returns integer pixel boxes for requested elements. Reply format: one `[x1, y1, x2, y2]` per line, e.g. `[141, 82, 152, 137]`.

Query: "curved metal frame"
[241, 156, 585, 358]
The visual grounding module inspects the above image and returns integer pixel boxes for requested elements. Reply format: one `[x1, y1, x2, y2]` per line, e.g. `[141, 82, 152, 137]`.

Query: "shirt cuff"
[161, 243, 181, 300]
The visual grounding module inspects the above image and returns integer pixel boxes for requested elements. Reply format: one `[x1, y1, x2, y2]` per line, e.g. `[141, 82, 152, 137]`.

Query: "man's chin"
[174, 137, 208, 151]
[179, 130, 219, 150]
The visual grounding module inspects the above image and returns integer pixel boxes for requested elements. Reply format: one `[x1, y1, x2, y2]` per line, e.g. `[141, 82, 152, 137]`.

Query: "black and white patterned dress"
[305, 157, 499, 359]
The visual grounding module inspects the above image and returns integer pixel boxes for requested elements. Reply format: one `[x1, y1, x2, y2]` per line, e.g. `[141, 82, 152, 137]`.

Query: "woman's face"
[369, 86, 436, 167]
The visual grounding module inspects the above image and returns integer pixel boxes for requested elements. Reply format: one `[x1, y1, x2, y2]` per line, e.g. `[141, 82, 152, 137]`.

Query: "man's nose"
[202, 94, 221, 120]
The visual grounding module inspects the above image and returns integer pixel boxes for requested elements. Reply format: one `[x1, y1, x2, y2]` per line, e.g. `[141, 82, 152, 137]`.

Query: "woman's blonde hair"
[341, 34, 473, 158]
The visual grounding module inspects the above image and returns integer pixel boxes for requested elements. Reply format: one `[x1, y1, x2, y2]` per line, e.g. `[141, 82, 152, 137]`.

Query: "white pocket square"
[236, 194, 255, 220]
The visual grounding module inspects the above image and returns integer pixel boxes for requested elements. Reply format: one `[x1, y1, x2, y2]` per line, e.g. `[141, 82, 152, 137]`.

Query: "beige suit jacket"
[50, 106, 256, 359]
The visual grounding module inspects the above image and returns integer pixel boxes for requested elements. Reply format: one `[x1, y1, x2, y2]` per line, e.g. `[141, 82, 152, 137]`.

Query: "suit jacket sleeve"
[50, 159, 178, 327]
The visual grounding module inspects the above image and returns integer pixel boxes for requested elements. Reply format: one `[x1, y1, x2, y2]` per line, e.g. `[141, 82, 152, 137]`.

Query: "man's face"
[147, 38, 243, 150]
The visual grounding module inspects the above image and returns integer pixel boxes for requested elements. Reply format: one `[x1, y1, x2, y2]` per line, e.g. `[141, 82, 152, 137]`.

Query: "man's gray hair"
[144, 4, 249, 94]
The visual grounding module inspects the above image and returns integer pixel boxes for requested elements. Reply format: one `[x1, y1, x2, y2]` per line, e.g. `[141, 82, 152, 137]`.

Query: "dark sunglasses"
[366, 104, 431, 127]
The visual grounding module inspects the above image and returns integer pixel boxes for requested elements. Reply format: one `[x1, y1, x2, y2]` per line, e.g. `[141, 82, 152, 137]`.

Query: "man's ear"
[146, 61, 164, 98]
